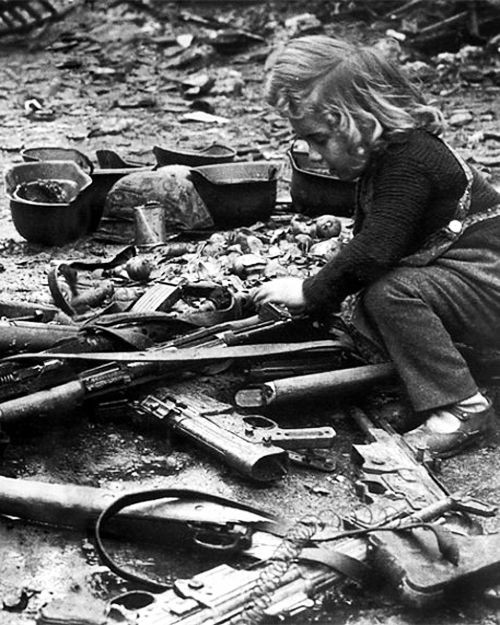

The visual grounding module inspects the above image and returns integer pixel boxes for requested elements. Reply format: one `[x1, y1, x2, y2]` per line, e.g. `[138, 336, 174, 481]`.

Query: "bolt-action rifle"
[0, 303, 302, 407]
[0, 312, 199, 356]
[0, 478, 280, 549]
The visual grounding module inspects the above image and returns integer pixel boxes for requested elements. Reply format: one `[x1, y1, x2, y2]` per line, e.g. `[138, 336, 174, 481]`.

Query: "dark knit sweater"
[302, 129, 500, 310]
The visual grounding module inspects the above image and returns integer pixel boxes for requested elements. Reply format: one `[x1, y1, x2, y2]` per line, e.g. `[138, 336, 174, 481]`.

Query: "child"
[252, 35, 500, 458]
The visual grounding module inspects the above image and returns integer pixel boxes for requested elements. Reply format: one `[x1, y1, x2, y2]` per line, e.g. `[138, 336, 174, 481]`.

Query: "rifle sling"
[298, 547, 371, 585]
[9, 340, 342, 363]
[94, 488, 371, 592]
[94, 487, 285, 592]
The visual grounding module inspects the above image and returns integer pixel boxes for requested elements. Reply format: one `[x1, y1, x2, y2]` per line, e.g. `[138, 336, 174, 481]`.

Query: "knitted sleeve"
[302, 150, 434, 311]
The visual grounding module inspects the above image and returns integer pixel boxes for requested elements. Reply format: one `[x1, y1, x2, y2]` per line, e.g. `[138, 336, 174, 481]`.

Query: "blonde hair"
[266, 36, 445, 152]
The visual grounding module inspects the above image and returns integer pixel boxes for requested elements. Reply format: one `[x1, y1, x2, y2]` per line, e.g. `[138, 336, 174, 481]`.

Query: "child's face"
[291, 116, 367, 181]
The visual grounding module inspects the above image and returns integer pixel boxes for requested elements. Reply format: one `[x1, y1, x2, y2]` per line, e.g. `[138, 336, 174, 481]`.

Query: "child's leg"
[357, 264, 498, 413]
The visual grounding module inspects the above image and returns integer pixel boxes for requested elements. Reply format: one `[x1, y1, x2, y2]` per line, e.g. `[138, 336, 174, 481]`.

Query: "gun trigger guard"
[190, 523, 251, 553]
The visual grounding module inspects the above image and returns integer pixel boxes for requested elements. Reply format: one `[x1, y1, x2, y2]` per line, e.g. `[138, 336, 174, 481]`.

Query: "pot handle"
[187, 168, 206, 183]
[78, 151, 94, 175]
[95, 149, 129, 169]
[268, 163, 280, 180]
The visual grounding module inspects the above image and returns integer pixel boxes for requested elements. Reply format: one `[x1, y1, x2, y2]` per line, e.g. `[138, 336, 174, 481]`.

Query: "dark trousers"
[353, 219, 500, 413]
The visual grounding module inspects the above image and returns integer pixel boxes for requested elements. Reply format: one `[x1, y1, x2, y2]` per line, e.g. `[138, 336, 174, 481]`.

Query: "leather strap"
[299, 547, 371, 584]
[9, 340, 341, 363]
[47, 263, 78, 316]
[94, 488, 281, 592]
[47, 248, 138, 316]
[94, 488, 371, 592]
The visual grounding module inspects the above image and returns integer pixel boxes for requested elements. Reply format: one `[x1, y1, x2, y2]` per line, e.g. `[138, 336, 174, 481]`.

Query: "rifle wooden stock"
[0, 477, 274, 544]
[0, 362, 160, 423]
[0, 319, 80, 354]
[0, 379, 86, 423]
[235, 363, 397, 407]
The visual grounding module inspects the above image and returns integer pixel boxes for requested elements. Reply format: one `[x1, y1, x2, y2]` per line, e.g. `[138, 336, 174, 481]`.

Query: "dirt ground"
[1, 2, 500, 624]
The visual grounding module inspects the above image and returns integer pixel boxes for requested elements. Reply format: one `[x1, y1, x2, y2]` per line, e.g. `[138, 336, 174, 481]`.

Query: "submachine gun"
[34, 406, 500, 625]
[105, 408, 500, 623]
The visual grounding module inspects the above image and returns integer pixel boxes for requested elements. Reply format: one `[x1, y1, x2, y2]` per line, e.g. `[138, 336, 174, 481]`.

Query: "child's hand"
[251, 277, 306, 314]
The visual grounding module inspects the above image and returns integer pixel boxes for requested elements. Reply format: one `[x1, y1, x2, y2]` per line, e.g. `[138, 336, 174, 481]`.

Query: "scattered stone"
[177, 33, 194, 48]
[164, 45, 214, 70]
[212, 69, 245, 96]
[448, 111, 473, 126]
[181, 72, 215, 98]
[472, 152, 500, 166]
[88, 117, 132, 137]
[285, 13, 323, 37]
[180, 111, 229, 124]
[459, 65, 485, 82]
[0, 138, 23, 152]
[305, 483, 331, 496]
[403, 60, 437, 81]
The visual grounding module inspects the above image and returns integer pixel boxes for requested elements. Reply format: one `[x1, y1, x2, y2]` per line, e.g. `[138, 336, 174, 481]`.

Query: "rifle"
[0, 338, 338, 426]
[76, 407, 498, 625]
[0, 312, 198, 356]
[0, 303, 297, 409]
[0, 478, 279, 548]
[0, 319, 80, 354]
[0, 312, 197, 403]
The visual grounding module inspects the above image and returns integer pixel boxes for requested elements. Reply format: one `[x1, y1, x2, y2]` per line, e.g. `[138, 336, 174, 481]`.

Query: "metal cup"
[134, 202, 166, 245]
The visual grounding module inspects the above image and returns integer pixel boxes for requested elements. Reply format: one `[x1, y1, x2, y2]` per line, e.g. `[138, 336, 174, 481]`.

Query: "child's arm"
[252, 154, 433, 314]
[302, 152, 437, 311]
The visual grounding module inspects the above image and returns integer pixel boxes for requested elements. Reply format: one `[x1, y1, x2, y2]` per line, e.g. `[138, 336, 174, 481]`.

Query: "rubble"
[0, 1, 499, 624]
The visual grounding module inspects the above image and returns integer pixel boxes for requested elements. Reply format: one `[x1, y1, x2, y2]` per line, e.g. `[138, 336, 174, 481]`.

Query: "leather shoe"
[403, 402, 495, 459]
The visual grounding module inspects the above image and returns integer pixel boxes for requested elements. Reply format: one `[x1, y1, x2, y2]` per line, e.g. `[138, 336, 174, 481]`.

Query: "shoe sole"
[434, 414, 495, 459]
[435, 431, 485, 459]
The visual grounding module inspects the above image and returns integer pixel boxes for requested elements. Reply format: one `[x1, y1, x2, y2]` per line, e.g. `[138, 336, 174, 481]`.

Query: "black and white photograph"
[0, 1, 500, 623]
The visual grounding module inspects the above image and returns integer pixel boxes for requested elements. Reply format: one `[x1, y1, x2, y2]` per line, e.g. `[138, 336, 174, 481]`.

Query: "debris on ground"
[0, 1, 500, 624]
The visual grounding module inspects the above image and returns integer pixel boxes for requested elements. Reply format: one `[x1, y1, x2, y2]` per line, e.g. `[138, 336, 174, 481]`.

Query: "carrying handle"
[77, 151, 94, 175]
